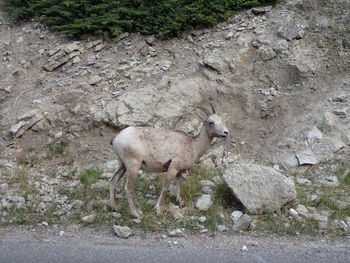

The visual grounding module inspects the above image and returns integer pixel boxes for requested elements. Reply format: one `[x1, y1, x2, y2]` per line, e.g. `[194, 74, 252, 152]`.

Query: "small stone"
[88, 75, 102, 85]
[145, 36, 156, 46]
[257, 46, 276, 61]
[113, 225, 132, 238]
[200, 229, 209, 233]
[198, 216, 207, 223]
[72, 56, 81, 64]
[232, 214, 252, 231]
[110, 212, 122, 218]
[217, 225, 227, 232]
[295, 204, 309, 215]
[131, 219, 141, 224]
[63, 43, 80, 54]
[225, 31, 235, 40]
[296, 177, 312, 186]
[272, 39, 289, 53]
[82, 214, 96, 223]
[345, 217, 350, 228]
[58, 230, 66, 236]
[289, 208, 299, 218]
[325, 176, 338, 182]
[334, 200, 349, 210]
[168, 229, 184, 237]
[296, 149, 319, 165]
[195, 194, 213, 211]
[16, 36, 24, 43]
[240, 245, 248, 251]
[251, 6, 267, 14]
[278, 20, 305, 41]
[231, 211, 243, 219]
[95, 44, 105, 52]
[41, 221, 49, 226]
[306, 127, 323, 144]
[173, 241, 178, 245]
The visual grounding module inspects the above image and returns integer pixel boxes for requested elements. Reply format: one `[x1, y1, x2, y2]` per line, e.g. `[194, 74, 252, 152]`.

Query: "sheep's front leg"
[156, 167, 178, 215]
[176, 173, 185, 207]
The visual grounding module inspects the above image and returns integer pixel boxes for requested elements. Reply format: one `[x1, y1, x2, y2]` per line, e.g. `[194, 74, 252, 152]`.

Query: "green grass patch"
[79, 168, 103, 186]
[46, 140, 68, 159]
[1, 0, 279, 39]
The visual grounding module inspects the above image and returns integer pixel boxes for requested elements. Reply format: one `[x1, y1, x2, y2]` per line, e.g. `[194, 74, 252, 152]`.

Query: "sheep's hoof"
[132, 209, 143, 219]
[155, 205, 164, 215]
[176, 197, 185, 208]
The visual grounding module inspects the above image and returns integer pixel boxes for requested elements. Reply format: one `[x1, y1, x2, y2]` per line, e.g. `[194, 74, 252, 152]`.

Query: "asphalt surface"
[1, 238, 350, 263]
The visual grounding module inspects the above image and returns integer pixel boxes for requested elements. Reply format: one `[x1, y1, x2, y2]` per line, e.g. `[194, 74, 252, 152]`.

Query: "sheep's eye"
[208, 121, 214, 125]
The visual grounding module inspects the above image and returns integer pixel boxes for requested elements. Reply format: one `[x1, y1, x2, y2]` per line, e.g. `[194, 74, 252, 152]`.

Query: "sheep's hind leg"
[125, 161, 143, 219]
[109, 164, 126, 212]
[175, 173, 185, 207]
[156, 167, 178, 215]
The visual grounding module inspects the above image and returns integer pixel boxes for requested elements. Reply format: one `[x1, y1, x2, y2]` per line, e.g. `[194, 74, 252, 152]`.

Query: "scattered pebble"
[240, 245, 248, 251]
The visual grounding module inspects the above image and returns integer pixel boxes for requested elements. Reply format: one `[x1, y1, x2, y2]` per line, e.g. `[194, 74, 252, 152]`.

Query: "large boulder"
[90, 76, 210, 128]
[223, 163, 296, 214]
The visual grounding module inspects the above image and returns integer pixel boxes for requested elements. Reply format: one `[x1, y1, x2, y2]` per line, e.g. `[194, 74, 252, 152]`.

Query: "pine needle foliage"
[1, 0, 279, 38]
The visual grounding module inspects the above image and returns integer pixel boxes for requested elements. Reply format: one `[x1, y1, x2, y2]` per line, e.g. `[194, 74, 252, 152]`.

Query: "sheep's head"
[197, 104, 229, 139]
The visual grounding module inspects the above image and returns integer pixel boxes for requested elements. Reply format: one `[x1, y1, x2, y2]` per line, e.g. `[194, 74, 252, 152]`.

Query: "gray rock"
[334, 199, 350, 210]
[311, 137, 345, 161]
[145, 36, 156, 46]
[198, 216, 207, 223]
[278, 19, 305, 41]
[168, 228, 184, 237]
[195, 194, 213, 211]
[82, 214, 96, 223]
[16, 36, 24, 44]
[95, 44, 105, 52]
[0, 183, 8, 193]
[88, 75, 103, 86]
[168, 204, 184, 220]
[231, 210, 243, 220]
[333, 108, 348, 118]
[224, 163, 296, 214]
[296, 149, 319, 165]
[251, 7, 267, 15]
[86, 40, 102, 49]
[257, 46, 276, 61]
[272, 40, 289, 53]
[63, 43, 80, 53]
[199, 180, 215, 188]
[282, 154, 299, 169]
[346, 217, 350, 228]
[217, 225, 227, 232]
[202, 54, 230, 74]
[92, 76, 206, 127]
[296, 177, 312, 185]
[318, 111, 336, 133]
[289, 208, 299, 218]
[232, 214, 252, 231]
[113, 225, 132, 238]
[306, 126, 323, 144]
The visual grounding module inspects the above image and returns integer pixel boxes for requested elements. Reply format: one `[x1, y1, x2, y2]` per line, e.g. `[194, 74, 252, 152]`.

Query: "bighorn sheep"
[110, 105, 229, 219]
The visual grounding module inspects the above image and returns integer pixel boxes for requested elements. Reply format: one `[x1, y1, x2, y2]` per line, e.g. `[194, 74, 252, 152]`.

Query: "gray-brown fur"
[109, 108, 228, 219]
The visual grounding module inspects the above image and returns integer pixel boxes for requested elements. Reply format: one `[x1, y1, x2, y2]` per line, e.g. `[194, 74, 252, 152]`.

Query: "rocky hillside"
[0, 0, 349, 233]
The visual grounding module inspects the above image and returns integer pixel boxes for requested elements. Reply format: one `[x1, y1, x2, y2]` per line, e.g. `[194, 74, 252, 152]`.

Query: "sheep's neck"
[192, 125, 213, 161]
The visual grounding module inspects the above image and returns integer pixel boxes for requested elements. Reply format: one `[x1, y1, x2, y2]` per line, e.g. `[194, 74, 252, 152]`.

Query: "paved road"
[1, 238, 350, 263]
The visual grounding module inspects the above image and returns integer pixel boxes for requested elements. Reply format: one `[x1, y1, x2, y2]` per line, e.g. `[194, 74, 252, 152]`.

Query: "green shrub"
[1, 0, 279, 38]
